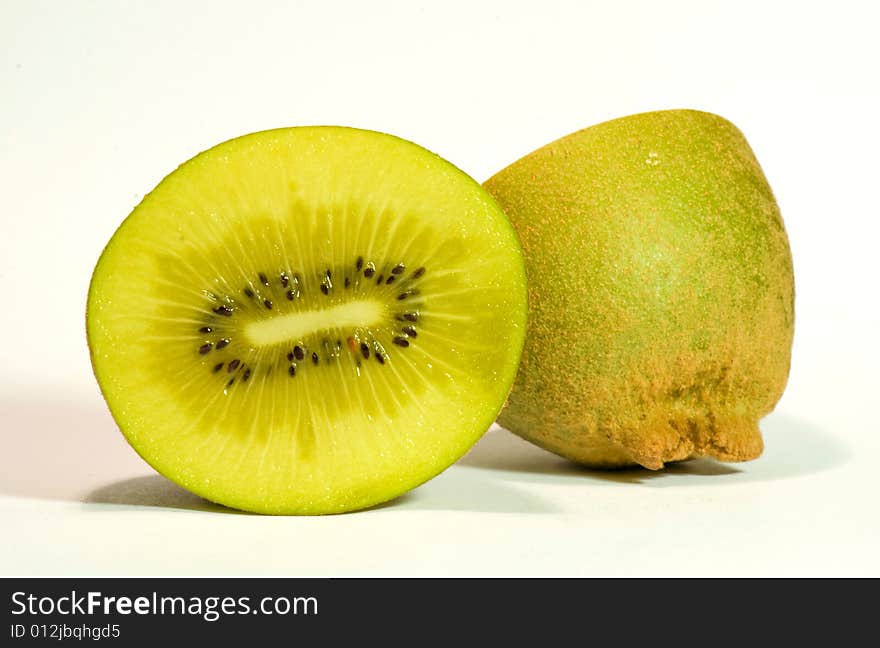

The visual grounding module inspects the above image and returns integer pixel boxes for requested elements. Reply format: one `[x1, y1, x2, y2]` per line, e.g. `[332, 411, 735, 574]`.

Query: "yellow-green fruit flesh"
[87, 127, 527, 513]
[484, 110, 794, 469]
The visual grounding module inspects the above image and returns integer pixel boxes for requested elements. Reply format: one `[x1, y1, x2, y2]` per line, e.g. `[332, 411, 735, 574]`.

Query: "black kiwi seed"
[227, 378, 235, 387]
[364, 264, 375, 278]
[360, 343, 370, 359]
[402, 326, 417, 337]
[287, 351, 294, 361]
[294, 346, 305, 361]
[280, 272, 289, 288]
[228, 359, 241, 372]
[288, 365, 296, 377]
[356, 257, 363, 271]
[214, 305, 233, 316]
[216, 338, 231, 349]
[244, 287, 254, 298]
[376, 274, 384, 284]
[320, 284, 329, 295]
[392, 263, 405, 274]
[374, 342, 387, 365]
[397, 290, 417, 300]
[312, 352, 319, 365]
[243, 368, 251, 382]
[259, 273, 269, 286]
[386, 275, 396, 285]
[198, 343, 213, 355]
[344, 277, 351, 288]
[286, 289, 296, 300]
[393, 337, 410, 347]
[412, 267, 426, 279]
[213, 362, 224, 373]
[264, 299, 273, 310]
[402, 312, 419, 322]
[199, 326, 213, 333]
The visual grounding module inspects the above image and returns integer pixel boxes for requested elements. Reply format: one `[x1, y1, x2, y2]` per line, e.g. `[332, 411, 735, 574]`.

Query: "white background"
[1, 0, 878, 576]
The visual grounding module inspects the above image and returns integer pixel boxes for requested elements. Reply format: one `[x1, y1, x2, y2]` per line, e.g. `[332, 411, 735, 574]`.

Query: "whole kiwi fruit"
[484, 109, 794, 469]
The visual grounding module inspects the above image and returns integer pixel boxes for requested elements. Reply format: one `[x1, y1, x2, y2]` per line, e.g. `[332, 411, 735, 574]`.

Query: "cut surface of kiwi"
[87, 127, 527, 514]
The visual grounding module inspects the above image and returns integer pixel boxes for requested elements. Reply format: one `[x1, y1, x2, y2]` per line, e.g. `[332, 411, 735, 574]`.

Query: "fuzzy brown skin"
[484, 110, 794, 469]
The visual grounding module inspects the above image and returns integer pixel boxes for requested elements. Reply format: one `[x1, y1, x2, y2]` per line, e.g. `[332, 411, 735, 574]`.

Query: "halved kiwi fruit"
[485, 110, 794, 469]
[87, 127, 527, 514]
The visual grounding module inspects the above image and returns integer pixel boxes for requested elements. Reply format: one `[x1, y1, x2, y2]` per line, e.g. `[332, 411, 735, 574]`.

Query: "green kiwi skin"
[485, 109, 794, 469]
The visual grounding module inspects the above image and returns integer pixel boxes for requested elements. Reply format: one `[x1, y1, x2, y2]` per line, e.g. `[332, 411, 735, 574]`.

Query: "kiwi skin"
[484, 109, 794, 469]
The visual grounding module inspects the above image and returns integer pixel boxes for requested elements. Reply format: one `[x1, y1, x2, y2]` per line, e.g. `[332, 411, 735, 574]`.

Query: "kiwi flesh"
[484, 109, 794, 469]
[87, 126, 527, 514]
